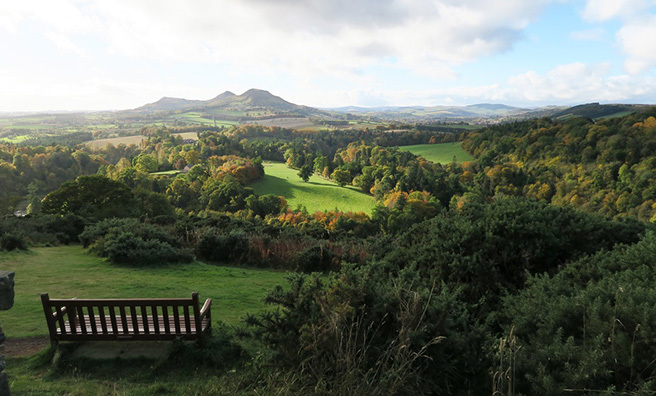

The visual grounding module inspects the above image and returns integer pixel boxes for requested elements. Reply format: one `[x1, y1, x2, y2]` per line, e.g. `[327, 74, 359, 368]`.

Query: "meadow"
[85, 132, 199, 149]
[250, 162, 375, 214]
[399, 142, 474, 164]
[169, 112, 238, 126]
[0, 245, 288, 338]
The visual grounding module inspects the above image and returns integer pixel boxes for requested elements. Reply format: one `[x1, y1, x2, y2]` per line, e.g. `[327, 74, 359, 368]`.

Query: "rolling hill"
[135, 88, 323, 117]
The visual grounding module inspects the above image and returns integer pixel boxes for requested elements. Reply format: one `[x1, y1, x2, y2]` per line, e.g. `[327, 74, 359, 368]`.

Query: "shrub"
[247, 267, 479, 394]
[196, 228, 249, 263]
[79, 218, 191, 264]
[0, 232, 27, 251]
[103, 232, 192, 264]
[294, 245, 334, 273]
[501, 232, 656, 394]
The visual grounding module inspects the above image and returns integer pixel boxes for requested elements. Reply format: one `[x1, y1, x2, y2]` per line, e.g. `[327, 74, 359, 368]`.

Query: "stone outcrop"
[0, 270, 15, 396]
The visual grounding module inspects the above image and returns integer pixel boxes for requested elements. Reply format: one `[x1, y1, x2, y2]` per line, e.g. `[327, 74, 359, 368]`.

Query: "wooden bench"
[41, 292, 211, 343]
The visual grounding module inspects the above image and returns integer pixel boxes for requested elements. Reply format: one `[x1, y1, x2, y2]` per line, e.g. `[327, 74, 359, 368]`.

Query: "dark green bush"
[501, 232, 656, 394]
[103, 232, 192, 264]
[79, 218, 191, 264]
[295, 245, 334, 273]
[0, 232, 27, 251]
[196, 228, 250, 264]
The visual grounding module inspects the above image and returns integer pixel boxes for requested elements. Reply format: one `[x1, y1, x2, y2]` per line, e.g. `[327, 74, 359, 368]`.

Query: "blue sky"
[1, 0, 655, 111]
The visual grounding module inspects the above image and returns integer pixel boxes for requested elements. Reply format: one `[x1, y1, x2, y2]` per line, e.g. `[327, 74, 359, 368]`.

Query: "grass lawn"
[0, 245, 291, 395]
[251, 162, 375, 214]
[399, 142, 474, 164]
[0, 245, 289, 338]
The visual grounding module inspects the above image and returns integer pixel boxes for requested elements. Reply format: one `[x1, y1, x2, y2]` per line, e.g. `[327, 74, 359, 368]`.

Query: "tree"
[41, 175, 138, 220]
[331, 169, 352, 187]
[298, 165, 313, 182]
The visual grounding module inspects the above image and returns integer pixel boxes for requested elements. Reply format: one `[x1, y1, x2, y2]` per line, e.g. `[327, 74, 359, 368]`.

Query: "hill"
[135, 88, 322, 117]
[551, 102, 648, 120]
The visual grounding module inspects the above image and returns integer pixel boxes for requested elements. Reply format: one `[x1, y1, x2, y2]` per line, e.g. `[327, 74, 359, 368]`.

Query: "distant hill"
[551, 103, 648, 120]
[328, 103, 528, 122]
[135, 89, 322, 117]
[133, 90, 652, 126]
[137, 97, 205, 112]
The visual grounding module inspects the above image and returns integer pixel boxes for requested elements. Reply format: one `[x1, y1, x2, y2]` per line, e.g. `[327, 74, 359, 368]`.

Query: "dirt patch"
[4, 337, 49, 357]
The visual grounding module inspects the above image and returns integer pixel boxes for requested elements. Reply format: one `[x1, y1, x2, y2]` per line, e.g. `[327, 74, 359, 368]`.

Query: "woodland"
[3, 108, 656, 394]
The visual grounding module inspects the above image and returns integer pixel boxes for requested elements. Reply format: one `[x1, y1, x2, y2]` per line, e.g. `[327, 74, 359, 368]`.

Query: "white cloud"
[582, 0, 654, 22]
[506, 62, 656, 104]
[617, 15, 656, 74]
[570, 28, 605, 40]
[4, 0, 553, 81]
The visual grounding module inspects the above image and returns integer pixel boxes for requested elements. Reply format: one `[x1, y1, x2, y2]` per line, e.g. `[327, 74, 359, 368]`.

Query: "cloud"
[570, 28, 605, 40]
[581, 0, 656, 73]
[581, 0, 654, 22]
[506, 62, 656, 104]
[617, 15, 656, 74]
[4, 0, 553, 81]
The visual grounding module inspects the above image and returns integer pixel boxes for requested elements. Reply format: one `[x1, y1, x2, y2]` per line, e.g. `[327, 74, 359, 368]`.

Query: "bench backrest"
[41, 292, 206, 342]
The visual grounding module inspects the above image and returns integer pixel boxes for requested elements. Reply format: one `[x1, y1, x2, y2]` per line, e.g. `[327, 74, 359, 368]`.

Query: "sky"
[1, 0, 656, 111]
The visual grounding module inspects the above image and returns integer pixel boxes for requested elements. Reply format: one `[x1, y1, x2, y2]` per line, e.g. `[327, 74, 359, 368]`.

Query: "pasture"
[169, 112, 238, 126]
[85, 132, 199, 149]
[399, 142, 473, 164]
[251, 162, 375, 214]
[0, 245, 288, 338]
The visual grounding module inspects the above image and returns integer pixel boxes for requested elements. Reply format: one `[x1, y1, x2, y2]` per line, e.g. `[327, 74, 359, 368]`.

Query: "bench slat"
[98, 305, 108, 334]
[130, 306, 139, 335]
[119, 306, 128, 335]
[183, 305, 191, 334]
[151, 305, 160, 335]
[109, 305, 118, 334]
[173, 305, 181, 334]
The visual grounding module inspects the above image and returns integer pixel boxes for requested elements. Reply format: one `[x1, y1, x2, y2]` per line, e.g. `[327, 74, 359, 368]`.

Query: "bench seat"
[41, 292, 212, 343]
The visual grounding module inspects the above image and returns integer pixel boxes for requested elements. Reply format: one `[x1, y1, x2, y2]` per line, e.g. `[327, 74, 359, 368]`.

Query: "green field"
[0, 245, 288, 338]
[0, 246, 291, 394]
[251, 162, 375, 214]
[399, 142, 474, 164]
[170, 112, 238, 126]
[85, 132, 199, 149]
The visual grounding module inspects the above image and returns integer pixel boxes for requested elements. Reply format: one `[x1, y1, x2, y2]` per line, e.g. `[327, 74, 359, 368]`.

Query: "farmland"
[85, 131, 199, 149]
[399, 142, 474, 164]
[251, 161, 375, 214]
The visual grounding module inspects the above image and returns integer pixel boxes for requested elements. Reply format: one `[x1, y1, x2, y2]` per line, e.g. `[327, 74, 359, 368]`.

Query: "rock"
[0, 271, 14, 311]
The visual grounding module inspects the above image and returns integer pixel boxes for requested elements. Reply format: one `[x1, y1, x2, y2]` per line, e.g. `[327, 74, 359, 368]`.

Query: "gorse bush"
[80, 218, 191, 264]
[247, 266, 479, 395]
[196, 228, 250, 263]
[0, 214, 87, 247]
[294, 245, 334, 273]
[501, 232, 656, 394]
[103, 232, 192, 264]
[0, 232, 27, 251]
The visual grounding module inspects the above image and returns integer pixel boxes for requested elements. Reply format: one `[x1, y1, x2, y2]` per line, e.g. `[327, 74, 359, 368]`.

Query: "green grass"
[399, 142, 474, 164]
[251, 162, 375, 214]
[0, 245, 289, 338]
[0, 134, 31, 143]
[171, 112, 238, 126]
[151, 169, 182, 175]
[594, 110, 635, 121]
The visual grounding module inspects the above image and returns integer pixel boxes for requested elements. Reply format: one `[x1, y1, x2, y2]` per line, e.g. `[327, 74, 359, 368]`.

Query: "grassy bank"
[251, 161, 375, 214]
[399, 142, 474, 164]
[0, 245, 288, 337]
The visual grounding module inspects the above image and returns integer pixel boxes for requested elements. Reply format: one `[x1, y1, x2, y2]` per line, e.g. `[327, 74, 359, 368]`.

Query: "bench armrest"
[200, 298, 212, 319]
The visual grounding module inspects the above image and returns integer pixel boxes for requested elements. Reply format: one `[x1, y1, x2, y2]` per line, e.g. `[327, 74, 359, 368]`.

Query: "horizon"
[2, 1, 656, 112]
[0, 87, 649, 115]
